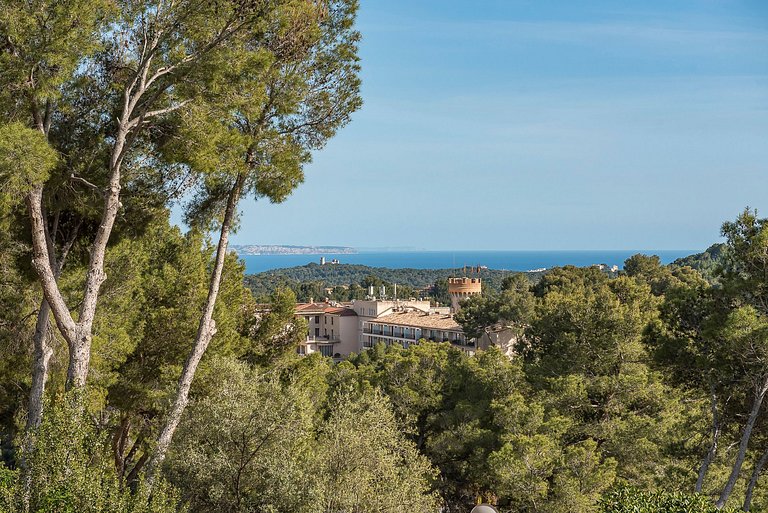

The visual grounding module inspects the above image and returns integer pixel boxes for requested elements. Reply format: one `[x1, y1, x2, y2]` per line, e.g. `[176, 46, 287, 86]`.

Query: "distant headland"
[231, 245, 357, 256]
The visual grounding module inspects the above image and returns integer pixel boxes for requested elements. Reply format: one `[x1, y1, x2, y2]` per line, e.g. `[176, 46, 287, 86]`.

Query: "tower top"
[447, 277, 482, 312]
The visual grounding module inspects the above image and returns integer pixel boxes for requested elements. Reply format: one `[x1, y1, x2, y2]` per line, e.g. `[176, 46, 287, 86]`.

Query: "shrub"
[600, 486, 736, 513]
[0, 393, 181, 513]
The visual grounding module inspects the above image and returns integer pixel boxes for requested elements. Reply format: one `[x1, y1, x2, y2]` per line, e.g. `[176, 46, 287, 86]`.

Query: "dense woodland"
[242, 247, 717, 306]
[244, 262, 548, 304]
[0, 1, 767, 512]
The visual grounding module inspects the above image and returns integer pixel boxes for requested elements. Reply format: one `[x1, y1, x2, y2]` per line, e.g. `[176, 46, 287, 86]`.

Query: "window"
[315, 328, 320, 337]
[368, 308, 375, 316]
[319, 345, 333, 357]
[331, 317, 334, 325]
[314, 315, 320, 323]
[324, 317, 327, 324]
[331, 329, 334, 339]
[297, 345, 306, 355]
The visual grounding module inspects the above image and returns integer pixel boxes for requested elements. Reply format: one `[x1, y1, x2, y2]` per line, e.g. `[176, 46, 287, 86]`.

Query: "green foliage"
[167, 357, 315, 512]
[0, 393, 180, 513]
[165, 0, 362, 230]
[166, 357, 438, 513]
[0, 122, 57, 216]
[600, 487, 736, 513]
[243, 286, 307, 365]
[720, 209, 768, 314]
[671, 244, 725, 284]
[244, 262, 544, 301]
[313, 387, 439, 513]
[0, 0, 110, 112]
[525, 270, 686, 489]
[624, 253, 707, 296]
[456, 273, 535, 338]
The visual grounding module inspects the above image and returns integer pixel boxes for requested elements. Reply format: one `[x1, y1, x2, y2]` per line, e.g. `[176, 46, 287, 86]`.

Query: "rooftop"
[295, 302, 357, 316]
[325, 306, 358, 317]
[369, 310, 463, 331]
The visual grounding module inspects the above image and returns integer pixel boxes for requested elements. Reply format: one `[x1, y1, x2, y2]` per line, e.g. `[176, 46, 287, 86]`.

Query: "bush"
[0, 393, 181, 513]
[600, 487, 736, 513]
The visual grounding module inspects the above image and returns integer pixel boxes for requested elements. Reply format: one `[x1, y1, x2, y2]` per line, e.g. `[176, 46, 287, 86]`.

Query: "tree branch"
[70, 174, 102, 194]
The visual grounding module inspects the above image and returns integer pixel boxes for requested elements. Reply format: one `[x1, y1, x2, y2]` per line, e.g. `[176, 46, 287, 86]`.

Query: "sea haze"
[240, 250, 698, 275]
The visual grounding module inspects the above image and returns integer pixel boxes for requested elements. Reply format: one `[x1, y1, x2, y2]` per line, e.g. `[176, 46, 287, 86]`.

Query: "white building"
[292, 272, 522, 358]
[295, 302, 359, 358]
[360, 308, 474, 353]
[296, 298, 480, 358]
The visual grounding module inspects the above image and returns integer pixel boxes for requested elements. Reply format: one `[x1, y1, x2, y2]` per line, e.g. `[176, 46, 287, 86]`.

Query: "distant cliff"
[231, 245, 357, 255]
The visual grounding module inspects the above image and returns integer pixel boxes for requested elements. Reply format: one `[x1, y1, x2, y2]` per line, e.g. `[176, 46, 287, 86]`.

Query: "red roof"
[325, 307, 358, 317]
[295, 303, 357, 317]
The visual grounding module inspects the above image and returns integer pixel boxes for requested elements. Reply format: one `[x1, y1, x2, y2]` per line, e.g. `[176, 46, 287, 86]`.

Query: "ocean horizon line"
[238, 249, 701, 275]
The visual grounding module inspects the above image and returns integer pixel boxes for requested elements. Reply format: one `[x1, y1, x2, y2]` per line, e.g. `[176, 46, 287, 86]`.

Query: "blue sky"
[227, 0, 768, 250]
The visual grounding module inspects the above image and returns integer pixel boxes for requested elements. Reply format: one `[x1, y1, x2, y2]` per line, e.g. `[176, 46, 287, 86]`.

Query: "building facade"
[294, 275, 517, 358]
[296, 298, 479, 358]
[295, 302, 359, 358]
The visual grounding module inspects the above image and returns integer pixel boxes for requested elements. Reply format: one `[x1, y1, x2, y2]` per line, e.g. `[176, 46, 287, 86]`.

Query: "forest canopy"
[0, 0, 765, 512]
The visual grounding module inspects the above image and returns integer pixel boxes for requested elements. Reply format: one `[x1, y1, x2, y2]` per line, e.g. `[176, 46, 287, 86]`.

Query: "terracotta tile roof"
[325, 307, 358, 317]
[295, 303, 357, 317]
[296, 302, 329, 313]
[368, 310, 463, 331]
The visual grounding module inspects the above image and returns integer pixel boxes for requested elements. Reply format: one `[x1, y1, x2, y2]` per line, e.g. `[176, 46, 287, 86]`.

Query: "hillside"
[245, 263, 543, 301]
[243, 248, 720, 301]
[671, 243, 725, 282]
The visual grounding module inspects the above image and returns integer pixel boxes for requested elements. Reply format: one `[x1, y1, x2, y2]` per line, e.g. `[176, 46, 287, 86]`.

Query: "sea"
[239, 250, 698, 275]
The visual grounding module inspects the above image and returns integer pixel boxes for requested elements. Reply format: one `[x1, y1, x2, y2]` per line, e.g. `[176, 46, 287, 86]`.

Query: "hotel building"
[293, 274, 518, 358]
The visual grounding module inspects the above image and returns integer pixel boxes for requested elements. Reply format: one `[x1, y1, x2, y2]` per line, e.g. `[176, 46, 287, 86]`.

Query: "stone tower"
[448, 276, 482, 312]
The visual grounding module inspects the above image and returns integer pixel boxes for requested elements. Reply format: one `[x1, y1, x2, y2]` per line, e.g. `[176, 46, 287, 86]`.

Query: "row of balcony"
[363, 328, 417, 340]
[363, 334, 476, 349]
[305, 336, 340, 343]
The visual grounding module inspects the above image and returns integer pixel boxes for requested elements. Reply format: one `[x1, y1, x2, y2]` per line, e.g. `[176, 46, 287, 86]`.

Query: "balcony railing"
[305, 336, 340, 343]
[363, 329, 417, 340]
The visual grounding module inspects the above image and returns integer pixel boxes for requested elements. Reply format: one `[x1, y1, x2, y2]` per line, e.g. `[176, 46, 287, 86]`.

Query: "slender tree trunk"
[21, 214, 79, 506]
[25, 181, 109, 394]
[145, 175, 244, 487]
[25, 35, 163, 394]
[113, 415, 131, 478]
[696, 386, 721, 493]
[24, 12, 240, 401]
[26, 219, 79, 429]
[20, 299, 55, 508]
[716, 376, 768, 508]
[743, 446, 768, 512]
[27, 301, 54, 431]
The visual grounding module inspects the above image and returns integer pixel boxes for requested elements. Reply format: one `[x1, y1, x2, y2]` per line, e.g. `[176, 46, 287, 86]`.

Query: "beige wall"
[297, 311, 360, 358]
[337, 315, 359, 356]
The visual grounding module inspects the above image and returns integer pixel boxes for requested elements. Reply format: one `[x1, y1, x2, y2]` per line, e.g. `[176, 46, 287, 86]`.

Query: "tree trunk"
[743, 446, 768, 512]
[26, 218, 79, 428]
[24, 43, 157, 395]
[27, 300, 54, 431]
[23, 13, 239, 402]
[716, 376, 768, 508]
[696, 386, 721, 493]
[145, 175, 244, 488]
